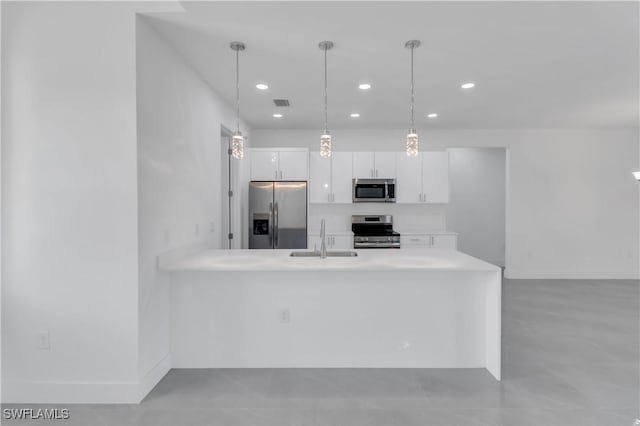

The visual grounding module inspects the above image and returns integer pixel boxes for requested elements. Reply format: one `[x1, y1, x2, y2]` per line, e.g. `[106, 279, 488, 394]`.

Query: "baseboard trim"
[1, 354, 171, 404]
[504, 268, 640, 280]
[137, 353, 171, 402]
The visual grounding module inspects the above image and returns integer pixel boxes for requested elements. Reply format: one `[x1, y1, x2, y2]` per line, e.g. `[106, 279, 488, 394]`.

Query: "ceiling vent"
[273, 99, 290, 107]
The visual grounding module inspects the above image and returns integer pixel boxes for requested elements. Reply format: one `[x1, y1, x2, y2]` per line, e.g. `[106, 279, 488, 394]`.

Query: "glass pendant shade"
[320, 133, 332, 159]
[406, 131, 419, 157]
[232, 132, 244, 160]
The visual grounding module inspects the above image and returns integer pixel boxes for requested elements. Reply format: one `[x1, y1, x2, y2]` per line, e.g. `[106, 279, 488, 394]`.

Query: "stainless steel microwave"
[352, 178, 396, 203]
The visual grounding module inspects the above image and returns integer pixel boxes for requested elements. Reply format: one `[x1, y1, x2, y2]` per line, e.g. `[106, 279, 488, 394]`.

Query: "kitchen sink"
[290, 250, 358, 257]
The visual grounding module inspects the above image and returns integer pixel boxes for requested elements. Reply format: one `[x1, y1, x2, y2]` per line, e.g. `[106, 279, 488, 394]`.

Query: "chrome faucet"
[320, 218, 327, 259]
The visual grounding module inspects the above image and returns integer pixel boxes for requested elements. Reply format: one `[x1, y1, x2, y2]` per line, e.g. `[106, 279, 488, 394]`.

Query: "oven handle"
[354, 242, 401, 248]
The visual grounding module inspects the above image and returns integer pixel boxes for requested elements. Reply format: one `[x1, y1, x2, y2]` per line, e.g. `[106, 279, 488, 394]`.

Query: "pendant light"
[230, 41, 245, 160]
[319, 41, 334, 159]
[405, 40, 421, 157]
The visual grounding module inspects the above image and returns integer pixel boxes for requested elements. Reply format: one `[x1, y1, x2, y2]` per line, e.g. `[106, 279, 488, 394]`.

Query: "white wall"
[136, 17, 250, 381]
[1, 1, 182, 403]
[307, 204, 446, 235]
[251, 128, 639, 279]
[448, 148, 506, 266]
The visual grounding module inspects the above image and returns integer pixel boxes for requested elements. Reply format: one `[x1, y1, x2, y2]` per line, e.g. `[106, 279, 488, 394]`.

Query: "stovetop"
[351, 215, 401, 248]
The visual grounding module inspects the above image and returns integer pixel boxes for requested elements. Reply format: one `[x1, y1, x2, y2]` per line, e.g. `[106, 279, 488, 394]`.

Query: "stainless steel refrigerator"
[249, 181, 307, 249]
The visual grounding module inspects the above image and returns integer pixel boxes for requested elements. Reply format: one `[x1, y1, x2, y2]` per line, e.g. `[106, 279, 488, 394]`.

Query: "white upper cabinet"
[395, 151, 449, 204]
[331, 152, 353, 203]
[250, 149, 308, 181]
[395, 152, 423, 203]
[422, 151, 449, 203]
[309, 152, 332, 203]
[374, 153, 396, 178]
[250, 150, 279, 181]
[352, 152, 375, 179]
[309, 151, 353, 203]
[278, 150, 308, 180]
[352, 152, 396, 179]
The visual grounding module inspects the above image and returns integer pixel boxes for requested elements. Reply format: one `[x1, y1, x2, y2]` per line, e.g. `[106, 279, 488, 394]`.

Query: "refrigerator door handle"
[274, 202, 279, 248]
[268, 202, 274, 247]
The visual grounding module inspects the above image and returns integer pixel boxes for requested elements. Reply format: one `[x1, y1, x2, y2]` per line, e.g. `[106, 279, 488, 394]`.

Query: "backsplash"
[308, 203, 447, 234]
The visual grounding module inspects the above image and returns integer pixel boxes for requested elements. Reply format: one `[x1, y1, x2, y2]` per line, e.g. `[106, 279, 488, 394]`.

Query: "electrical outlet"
[39, 331, 50, 350]
[278, 309, 290, 324]
[210, 221, 215, 233]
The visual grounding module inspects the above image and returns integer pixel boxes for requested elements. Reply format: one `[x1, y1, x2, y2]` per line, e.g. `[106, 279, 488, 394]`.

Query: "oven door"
[352, 179, 395, 203]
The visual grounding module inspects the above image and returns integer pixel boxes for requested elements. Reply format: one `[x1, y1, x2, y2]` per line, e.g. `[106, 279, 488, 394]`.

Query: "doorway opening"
[446, 147, 507, 268]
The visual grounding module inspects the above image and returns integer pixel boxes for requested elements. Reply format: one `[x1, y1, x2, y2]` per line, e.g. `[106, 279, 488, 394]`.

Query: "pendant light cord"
[235, 48, 240, 134]
[410, 45, 415, 130]
[323, 47, 328, 134]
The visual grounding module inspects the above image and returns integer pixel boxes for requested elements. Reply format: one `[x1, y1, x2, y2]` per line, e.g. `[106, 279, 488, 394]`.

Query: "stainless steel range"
[351, 215, 401, 249]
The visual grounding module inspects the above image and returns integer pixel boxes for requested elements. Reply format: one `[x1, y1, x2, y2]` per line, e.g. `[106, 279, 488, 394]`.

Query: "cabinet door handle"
[431, 236, 434, 246]
[280, 170, 283, 180]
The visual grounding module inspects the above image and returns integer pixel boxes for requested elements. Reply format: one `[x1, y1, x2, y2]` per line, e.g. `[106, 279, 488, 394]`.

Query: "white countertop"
[399, 230, 459, 236]
[307, 231, 354, 236]
[307, 231, 458, 236]
[160, 248, 499, 273]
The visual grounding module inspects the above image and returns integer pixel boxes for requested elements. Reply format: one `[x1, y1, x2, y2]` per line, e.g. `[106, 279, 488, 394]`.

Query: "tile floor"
[2, 279, 639, 425]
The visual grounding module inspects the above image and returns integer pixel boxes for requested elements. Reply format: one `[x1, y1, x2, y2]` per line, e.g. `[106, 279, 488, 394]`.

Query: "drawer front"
[401, 235, 431, 247]
[431, 235, 458, 249]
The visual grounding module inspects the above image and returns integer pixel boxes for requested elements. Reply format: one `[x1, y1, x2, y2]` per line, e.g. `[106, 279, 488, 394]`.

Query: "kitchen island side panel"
[169, 270, 501, 380]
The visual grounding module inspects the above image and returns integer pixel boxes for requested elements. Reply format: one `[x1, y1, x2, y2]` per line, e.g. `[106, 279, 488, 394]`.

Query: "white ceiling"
[144, 1, 639, 130]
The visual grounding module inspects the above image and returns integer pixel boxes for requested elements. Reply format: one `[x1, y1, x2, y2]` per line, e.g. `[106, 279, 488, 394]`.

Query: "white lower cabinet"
[401, 235, 431, 247]
[308, 234, 354, 250]
[400, 233, 458, 249]
[432, 235, 458, 249]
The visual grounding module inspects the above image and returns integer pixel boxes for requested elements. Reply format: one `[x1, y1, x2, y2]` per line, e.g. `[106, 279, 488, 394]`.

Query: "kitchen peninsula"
[162, 249, 502, 380]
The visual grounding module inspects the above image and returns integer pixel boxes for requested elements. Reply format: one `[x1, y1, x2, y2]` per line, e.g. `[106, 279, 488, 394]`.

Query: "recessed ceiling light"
[427, 113, 438, 118]
[461, 82, 475, 89]
[256, 83, 269, 90]
[350, 113, 360, 118]
[633, 171, 640, 180]
[358, 83, 371, 90]
[272, 113, 283, 118]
